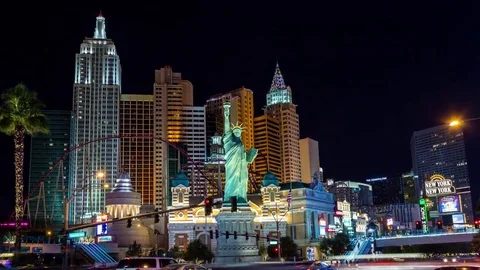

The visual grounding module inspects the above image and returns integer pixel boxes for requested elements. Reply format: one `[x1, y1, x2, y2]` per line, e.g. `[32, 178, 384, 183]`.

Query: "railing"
[376, 228, 479, 239]
[76, 243, 117, 266]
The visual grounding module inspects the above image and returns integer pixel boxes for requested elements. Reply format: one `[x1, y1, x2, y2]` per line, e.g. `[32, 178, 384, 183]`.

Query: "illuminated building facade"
[411, 125, 473, 223]
[329, 181, 373, 211]
[253, 115, 282, 190]
[167, 171, 335, 260]
[299, 138, 321, 184]
[205, 87, 255, 152]
[264, 63, 301, 183]
[203, 134, 225, 197]
[70, 13, 121, 223]
[153, 67, 206, 212]
[366, 176, 403, 205]
[402, 171, 417, 204]
[29, 110, 71, 227]
[119, 94, 155, 205]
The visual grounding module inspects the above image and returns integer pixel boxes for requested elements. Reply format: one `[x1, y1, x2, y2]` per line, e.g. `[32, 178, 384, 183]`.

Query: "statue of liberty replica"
[222, 101, 258, 204]
[214, 101, 261, 263]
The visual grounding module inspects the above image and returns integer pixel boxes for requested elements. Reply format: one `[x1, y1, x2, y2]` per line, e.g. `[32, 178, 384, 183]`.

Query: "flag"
[287, 190, 292, 209]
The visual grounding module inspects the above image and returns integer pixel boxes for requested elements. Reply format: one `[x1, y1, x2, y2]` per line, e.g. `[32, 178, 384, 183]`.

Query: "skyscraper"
[264, 63, 301, 183]
[153, 67, 206, 211]
[411, 125, 473, 223]
[299, 137, 320, 184]
[119, 94, 155, 205]
[70, 13, 121, 223]
[253, 115, 282, 190]
[28, 110, 70, 227]
[205, 87, 255, 151]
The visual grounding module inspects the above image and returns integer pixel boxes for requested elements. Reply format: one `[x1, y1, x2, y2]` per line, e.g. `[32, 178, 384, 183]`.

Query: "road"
[205, 261, 480, 270]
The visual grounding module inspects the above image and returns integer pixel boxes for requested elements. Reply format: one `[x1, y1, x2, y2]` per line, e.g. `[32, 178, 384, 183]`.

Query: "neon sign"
[424, 174, 455, 197]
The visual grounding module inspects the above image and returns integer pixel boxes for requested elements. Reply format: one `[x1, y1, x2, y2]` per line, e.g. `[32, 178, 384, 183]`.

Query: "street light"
[448, 117, 480, 127]
[265, 203, 290, 261]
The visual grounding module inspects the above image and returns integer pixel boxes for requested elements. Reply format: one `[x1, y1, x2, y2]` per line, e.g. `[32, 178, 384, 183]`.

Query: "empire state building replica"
[70, 12, 122, 224]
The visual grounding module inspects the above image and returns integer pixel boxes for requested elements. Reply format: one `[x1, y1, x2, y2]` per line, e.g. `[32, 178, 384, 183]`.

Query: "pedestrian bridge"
[375, 231, 478, 247]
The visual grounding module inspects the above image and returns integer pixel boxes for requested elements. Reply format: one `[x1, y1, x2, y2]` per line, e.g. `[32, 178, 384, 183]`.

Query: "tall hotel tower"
[153, 67, 206, 212]
[70, 13, 121, 223]
[264, 63, 301, 183]
[411, 125, 474, 223]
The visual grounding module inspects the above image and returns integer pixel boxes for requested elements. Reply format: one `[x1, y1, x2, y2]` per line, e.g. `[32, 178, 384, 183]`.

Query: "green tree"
[148, 246, 165, 257]
[184, 239, 214, 263]
[280, 236, 298, 258]
[166, 246, 184, 260]
[329, 233, 350, 255]
[471, 233, 480, 253]
[0, 83, 48, 254]
[126, 241, 143, 257]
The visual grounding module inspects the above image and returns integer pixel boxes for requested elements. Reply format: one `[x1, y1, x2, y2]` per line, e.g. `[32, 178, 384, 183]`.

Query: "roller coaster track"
[14, 134, 220, 225]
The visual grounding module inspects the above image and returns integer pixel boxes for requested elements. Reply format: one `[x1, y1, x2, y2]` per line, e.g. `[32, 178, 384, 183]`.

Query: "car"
[162, 264, 208, 270]
[116, 257, 177, 270]
[307, 261, 336, 270]
[443, 257, 458, 263]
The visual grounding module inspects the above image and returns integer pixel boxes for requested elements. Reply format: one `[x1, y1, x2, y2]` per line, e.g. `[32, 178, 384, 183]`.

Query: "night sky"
[1, 2, 480, 218]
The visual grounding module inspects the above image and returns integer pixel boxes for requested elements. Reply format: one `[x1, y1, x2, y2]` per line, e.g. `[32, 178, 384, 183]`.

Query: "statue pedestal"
[214, 204, 261, 263]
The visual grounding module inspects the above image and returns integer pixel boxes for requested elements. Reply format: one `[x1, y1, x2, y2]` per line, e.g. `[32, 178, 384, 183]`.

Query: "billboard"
[424, 174, 456, 197]
[452, 214, 465, 224]
[439, 195, 461, 213]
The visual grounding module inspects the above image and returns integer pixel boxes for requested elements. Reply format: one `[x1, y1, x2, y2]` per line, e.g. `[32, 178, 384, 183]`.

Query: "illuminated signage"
[97, 236, 112, 242]
[386, 218, 393, 226]
[439, 195, 461, 213]
[69, 232, 86, 238]
[419, 198, 428, 233]
[424, 174, 455, 197]
[365, 177, 387, 182]
[96, 214, 108, 236]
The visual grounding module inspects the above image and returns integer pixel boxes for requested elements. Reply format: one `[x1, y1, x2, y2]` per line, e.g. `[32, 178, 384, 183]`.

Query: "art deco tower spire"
[94, 11, 107, 39]
[266, 62, 292, 106]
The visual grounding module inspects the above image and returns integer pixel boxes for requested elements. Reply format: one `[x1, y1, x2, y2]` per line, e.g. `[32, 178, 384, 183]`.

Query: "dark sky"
[1, 2, 480, 218]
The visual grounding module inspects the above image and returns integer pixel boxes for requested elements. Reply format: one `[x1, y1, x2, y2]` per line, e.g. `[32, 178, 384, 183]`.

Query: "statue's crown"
[231, 121, 245, 131]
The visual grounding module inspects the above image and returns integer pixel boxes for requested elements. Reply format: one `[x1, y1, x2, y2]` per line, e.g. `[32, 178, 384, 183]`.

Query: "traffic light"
[230, 196, 238, 212]
[475, 220, 480, 229]
[102, 223, 107, 233]
[209, 230, 213, 239]
[234, 231, 238, 240]
[215, 230, 219, 239]
[415, 221, 422, 230]
[245, 232, 249, 240]
[205, 197, 213, 216]
[267, 235, 270, 242]
[154, 214, 160, 223]
[274, 247, 279, 253]
[127, 218, 132, 228]
[256, 233, 260, 241]
[226, 231, 230, 239]
[437, 220, 443, 230]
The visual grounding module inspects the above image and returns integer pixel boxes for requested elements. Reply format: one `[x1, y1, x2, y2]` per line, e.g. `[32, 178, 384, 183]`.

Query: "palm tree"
[0, 83, 48, 254]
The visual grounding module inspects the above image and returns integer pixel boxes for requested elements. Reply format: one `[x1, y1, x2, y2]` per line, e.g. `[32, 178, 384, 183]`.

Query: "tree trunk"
[14, 126, 25, 255]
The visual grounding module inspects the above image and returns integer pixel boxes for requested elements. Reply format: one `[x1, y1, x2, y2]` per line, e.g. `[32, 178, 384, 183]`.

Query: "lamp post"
[62, 171, 106, 270]
[266, 203, 290, 261]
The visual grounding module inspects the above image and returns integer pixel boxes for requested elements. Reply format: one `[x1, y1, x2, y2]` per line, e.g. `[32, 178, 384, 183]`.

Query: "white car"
[116, 257, 177, 270]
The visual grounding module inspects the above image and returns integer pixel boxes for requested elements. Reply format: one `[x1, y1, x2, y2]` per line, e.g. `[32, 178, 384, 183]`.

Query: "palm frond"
[0, 83, 49, 136]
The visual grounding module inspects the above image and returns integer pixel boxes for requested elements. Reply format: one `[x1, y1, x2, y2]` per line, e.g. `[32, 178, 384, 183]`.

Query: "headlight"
[443, 258, 448, 262]
[452, 258, 457, 262]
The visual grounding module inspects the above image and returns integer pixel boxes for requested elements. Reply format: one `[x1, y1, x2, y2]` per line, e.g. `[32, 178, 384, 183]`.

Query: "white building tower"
[70, 12, 122, 223]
